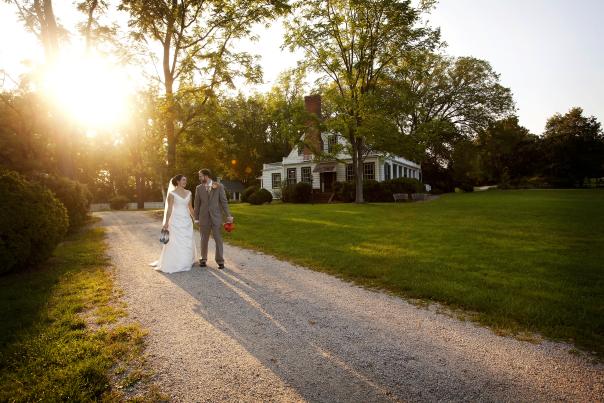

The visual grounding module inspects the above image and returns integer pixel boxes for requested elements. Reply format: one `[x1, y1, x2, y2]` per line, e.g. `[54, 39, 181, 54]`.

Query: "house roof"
[220, 180, 246, 192]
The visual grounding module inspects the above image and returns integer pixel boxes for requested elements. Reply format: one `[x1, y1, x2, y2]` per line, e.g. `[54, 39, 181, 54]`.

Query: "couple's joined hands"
[191, 216, 234, 225]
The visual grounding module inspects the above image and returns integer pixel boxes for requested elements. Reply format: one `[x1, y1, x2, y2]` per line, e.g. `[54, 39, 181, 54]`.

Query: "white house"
[261, 95, 422, 199]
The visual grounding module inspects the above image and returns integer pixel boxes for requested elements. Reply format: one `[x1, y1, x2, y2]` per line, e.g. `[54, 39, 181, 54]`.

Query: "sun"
[41, 50, 133, 130]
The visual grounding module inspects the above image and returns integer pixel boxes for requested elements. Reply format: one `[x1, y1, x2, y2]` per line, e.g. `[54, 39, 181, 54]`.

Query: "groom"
[194, 169, 234, 270]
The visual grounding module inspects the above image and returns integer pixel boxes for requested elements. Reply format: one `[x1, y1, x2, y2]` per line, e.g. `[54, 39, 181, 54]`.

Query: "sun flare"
[41, 50, 133, 130]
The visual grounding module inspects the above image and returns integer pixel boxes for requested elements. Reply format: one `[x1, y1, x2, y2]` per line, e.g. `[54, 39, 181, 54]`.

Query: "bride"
[151, 174, 198, 273]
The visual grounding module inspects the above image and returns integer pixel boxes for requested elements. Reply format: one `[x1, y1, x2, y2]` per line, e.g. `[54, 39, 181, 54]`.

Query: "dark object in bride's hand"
[159, 228, 170, 244]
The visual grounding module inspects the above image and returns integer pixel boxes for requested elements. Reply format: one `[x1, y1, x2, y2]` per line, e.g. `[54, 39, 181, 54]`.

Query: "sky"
[1, 0, 602, 135]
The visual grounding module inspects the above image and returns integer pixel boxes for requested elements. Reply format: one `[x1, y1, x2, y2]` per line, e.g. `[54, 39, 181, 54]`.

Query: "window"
[404, 167, 407, 178]
[297, 143, 304, 156]
[327, 135, 338, 153]
[363, 162, 375, 181]
[301, 166, 312, 184]
[384, 163, 391, 180]
[287, 168, 297, 185]
[345, 164, 354, 182]
[398, 165, 403, 178]
[271, 173, 281, 189]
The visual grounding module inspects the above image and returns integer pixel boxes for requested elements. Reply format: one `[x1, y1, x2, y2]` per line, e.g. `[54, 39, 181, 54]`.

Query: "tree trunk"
[353, 138, 364, 203]
[136, 174, 145, 209]
[163, 5, 176, 171]
[355, 151, 364, 203]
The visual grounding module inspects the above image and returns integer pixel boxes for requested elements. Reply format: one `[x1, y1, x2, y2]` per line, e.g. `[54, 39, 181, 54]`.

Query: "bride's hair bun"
[171, 174, 184, 186]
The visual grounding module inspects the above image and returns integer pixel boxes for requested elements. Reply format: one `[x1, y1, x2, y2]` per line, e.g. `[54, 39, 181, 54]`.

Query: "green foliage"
[119, 0, 290, 170]
[335, 178, 424, 202]
[362, 180, 391, 202]
[109, 195, 130, 210]
[292, 182, 312, 203]
[541, 107, 604, 185]
[247, 189, 273, 205]
[476, 117, 540, 184]
[280, 182, 296, 203]
[383, 178, 424, 195]
[0, 170, 68, 275]
[334, 181, 356, 202]
[241, 186, 259, 203]
[227, 190, 604, 355]
[37, 175, 93, 230]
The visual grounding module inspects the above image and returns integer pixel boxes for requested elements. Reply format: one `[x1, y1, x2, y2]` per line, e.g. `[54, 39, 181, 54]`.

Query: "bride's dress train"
[150, 191, 198, 273]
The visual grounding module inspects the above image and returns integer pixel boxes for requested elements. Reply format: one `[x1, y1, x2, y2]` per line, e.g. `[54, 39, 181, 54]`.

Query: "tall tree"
[386, 52, 514, 137]
[284, 0, 439, 202]
[476, 117, 539, 184]
[542, 107, 604, 185]
[119, 0, 289, 172]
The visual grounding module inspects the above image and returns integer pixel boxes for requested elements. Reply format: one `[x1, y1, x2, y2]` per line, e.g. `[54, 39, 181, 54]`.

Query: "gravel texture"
[97, 211, 603, 402]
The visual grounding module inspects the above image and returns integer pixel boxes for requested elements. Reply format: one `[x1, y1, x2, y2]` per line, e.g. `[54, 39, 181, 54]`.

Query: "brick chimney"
[303, 95, 322, 156]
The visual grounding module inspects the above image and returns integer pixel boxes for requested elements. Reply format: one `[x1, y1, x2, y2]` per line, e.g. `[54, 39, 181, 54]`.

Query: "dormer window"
[327, 135, 337, 153]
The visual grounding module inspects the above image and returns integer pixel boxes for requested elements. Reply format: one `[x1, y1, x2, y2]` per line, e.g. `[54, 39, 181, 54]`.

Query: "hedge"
[334, 178, 424, 202]
[0, 170, 69, 274]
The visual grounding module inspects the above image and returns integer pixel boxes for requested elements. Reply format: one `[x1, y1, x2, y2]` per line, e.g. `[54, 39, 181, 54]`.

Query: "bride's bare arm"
[188, 192, 195, 219]
[163, 194, 174, 230]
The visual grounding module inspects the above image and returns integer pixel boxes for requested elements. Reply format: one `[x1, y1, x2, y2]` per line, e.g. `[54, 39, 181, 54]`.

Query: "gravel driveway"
[97, 211, 603, 402]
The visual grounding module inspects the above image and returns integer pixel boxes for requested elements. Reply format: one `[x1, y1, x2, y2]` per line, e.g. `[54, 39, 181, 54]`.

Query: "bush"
[456, 182, 474, 192]
[334, 181, 355, 202]
[36, 175, 92, 230]
[241, 186, 259, 203]
[109, 195, 130, 210]
[247, 188, 272, 205]
[0, 170, 68, 274]
[280, 182, 296, 203]
[334, 178, 424, 202]
[383, 178, 424, 196]
[363, 180, 391, 202]
[293, 182, 312, 203]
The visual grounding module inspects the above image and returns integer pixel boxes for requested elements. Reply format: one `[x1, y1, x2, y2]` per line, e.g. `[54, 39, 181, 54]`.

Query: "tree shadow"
[160, 258, 552, 402]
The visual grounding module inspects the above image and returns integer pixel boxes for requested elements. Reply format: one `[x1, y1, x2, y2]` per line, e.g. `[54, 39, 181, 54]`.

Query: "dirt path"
[97, 211, 603, 402]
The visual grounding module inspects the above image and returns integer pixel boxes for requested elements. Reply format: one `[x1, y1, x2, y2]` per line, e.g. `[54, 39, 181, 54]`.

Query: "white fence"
[90, 202, 164, 211]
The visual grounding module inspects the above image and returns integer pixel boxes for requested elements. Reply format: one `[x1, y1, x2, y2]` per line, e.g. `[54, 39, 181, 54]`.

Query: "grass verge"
[0, 225, 166, 401]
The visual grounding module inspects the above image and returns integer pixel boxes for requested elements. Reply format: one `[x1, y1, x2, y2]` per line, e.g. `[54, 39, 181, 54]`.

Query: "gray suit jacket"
[194, 182, 231, 227]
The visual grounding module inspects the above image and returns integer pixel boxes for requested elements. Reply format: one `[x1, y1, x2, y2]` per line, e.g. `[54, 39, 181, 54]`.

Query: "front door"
[320, 172, 336, 192]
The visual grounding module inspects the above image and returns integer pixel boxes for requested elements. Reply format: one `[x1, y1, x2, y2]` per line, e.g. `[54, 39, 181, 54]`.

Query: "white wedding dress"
[151, 190, 198, 273]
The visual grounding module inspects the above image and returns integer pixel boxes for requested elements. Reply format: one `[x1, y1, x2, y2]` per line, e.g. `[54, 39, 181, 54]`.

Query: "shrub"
[241, 186, 259, 203]
[293, 182, 312, 203]
[363, 180, 391, 202]
[257, 188, 274, 204]
[247, 188, 274, 205]
[334, 178, 424, 202]
[383, 178, 424, 196]
[280, 182, 296, 203]
[36, 175, 92, 230]
[456, 182, 474, 192]
[109, 195, 130, 210]
[334, 181, 355, 202]
[0, 170, 68, 274]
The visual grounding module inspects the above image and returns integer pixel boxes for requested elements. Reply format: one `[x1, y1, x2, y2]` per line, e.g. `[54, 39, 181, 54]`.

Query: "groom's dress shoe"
[199, 260, 207, 268]
[218, 264, 225, 270]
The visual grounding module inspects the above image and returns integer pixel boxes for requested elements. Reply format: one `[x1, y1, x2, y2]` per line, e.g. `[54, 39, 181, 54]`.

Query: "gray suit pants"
[200, 224, 224, 264]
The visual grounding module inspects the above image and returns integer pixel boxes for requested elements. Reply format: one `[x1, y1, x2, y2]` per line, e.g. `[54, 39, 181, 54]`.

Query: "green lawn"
[227, 189, 604, 355]
[0, 225, 164, 401]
